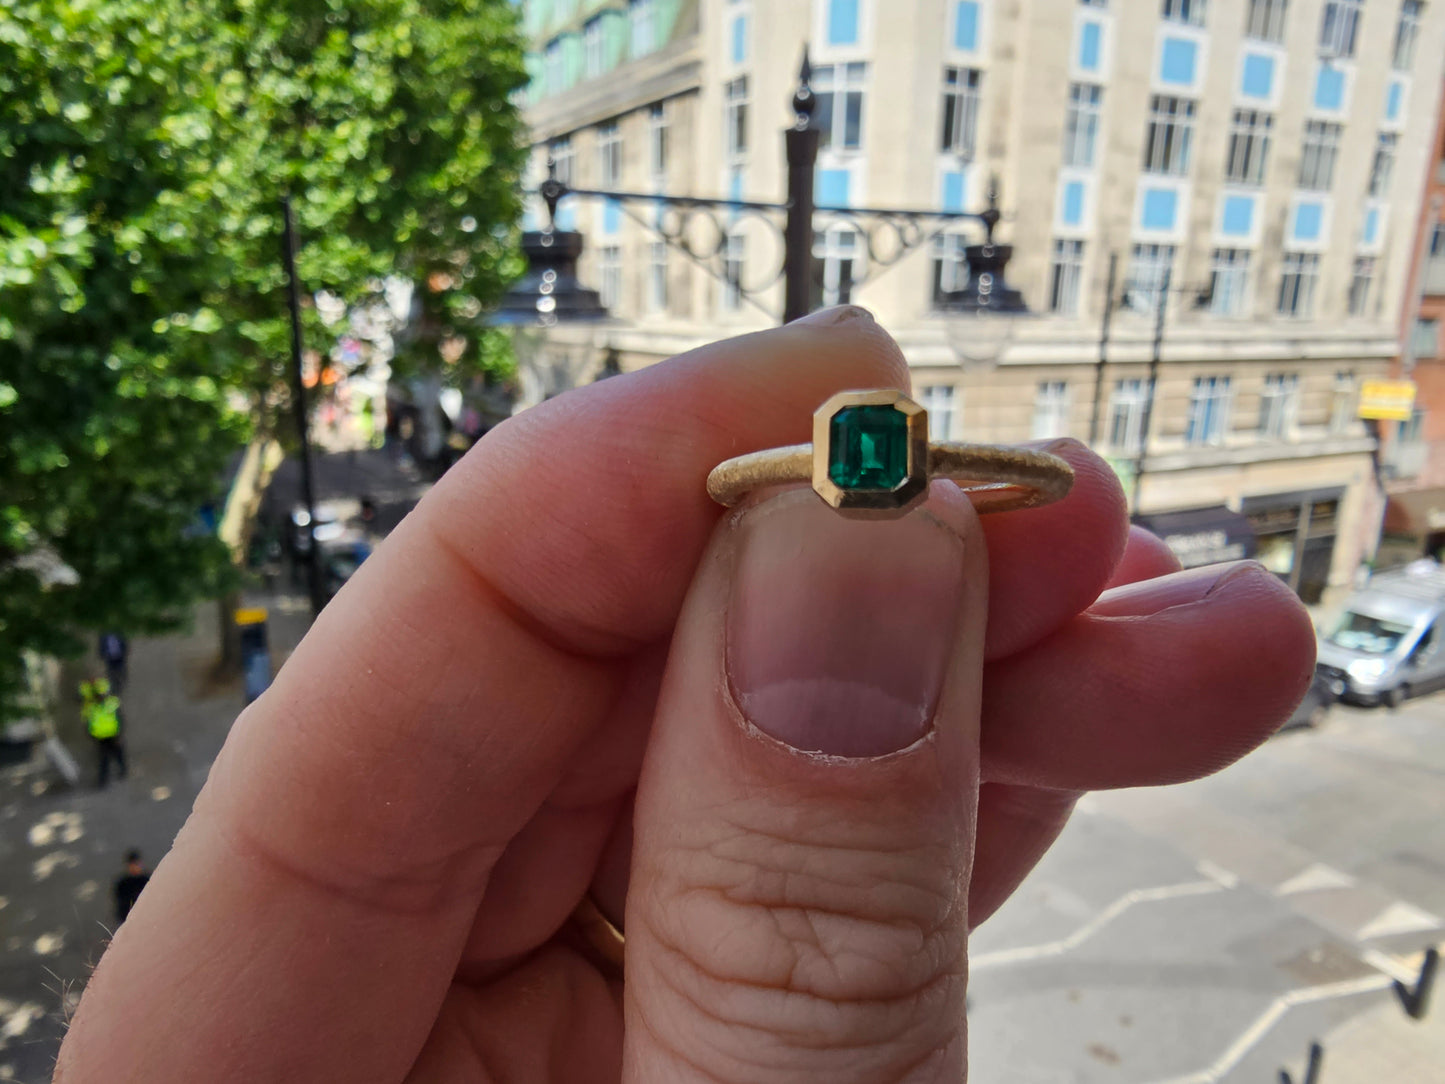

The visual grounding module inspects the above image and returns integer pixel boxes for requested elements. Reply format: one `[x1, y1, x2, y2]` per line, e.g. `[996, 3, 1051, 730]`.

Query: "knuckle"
[633, 804, 967, 1079]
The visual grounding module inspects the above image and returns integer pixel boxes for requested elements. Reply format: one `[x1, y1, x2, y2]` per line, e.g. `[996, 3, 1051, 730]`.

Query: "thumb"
[624, 483, 986, 1083]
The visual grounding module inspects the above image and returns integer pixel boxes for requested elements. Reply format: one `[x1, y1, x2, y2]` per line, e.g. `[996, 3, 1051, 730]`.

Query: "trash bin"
[235, 607, 272, 704]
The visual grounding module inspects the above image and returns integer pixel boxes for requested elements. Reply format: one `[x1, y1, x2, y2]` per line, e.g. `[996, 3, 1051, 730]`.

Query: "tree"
[0, 0, 528, 724]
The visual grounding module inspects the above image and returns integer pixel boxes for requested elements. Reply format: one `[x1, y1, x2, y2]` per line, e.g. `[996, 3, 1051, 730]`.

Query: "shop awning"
[1384, 487, 1445, 536]
[1134, 506, 1257, 569]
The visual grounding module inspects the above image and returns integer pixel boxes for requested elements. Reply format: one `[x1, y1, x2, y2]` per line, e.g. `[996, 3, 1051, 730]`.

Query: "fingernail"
[791, 304, 875, 327]
[726, 489, 965, 757]
[1091, 561, 1272, 617]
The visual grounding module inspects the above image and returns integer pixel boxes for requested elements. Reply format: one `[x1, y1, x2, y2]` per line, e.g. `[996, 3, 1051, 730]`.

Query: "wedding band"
[571, 894, 625, 973]
[706, 389, 1075, 518]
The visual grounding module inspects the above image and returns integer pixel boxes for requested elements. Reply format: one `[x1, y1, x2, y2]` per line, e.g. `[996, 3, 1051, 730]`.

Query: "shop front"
[1379, 486, 1445, 567]
[1133, 506, 1256, 569]
[1241, 488, 1343, 605]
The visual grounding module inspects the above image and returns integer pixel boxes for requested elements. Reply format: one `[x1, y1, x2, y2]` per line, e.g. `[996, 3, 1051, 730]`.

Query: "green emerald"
[828, 404, 910, 490]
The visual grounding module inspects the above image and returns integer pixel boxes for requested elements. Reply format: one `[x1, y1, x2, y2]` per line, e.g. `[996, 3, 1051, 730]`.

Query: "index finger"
[58, 309, 911, 1084]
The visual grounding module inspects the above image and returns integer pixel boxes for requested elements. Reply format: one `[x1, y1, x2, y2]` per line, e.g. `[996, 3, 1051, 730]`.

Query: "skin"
[55, 308, 1317, 1082]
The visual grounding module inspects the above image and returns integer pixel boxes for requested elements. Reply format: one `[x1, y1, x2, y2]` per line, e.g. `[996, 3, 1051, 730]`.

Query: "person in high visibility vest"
[80, 674, 127, 787]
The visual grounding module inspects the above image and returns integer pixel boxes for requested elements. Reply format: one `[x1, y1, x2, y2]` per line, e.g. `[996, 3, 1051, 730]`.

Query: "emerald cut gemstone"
[828, 404, 911, 490]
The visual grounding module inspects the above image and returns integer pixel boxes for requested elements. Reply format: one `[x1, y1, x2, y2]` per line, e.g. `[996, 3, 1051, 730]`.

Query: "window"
[1225, 110, 1272, 185]
[597, 122, 621, 186]
[1259, 373, 1300, 438]
[598, 245, 622, 310]
[1209, 248, 1251, 317]
[648, 242, 667, 312]
[814, 63, 867, 151]
[630, 0, 656, 57]
[932, 233, 969, 302]
[1080, 0, 1107, 6]
[1128, 243, 1176, 313]
[812, 226, 858, 308]
[1143, 96, 1195, 175]
[549, 136, 575, 184]
[1033, 381, 1071, 440]
[1369, 133, 1398, 198]
[1348, 256, 1375, 315]
[1277, 251, 1320, 316]
[1063, 84, 1103, 168]
[1394, 1, 1423, 70]
[922, 385, 957, 441]
[725, 77, 749, 161]
[1050, 239, 1086, 315]
[1245, 0, 1288, 42]
[584, 17, 604, 79]
[1186, 376, 1232, 445]
[1320, 0, 1362, 58]
[1162, 0, 1207, 25]
[545, 38, 564, 91]
[1108, 379, 1149, 454]
[826, 0, 860, 46]
[941, 67, 983, 159]
[1412, 318, 1441, 359]
[1298, 120, 1342, 191]
[648, 103, 668, 183]
[1330, 371, 1356, 434]
[722, 231, 745, 312]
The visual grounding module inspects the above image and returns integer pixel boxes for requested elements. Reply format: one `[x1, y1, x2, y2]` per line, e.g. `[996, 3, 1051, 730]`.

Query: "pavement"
[1, 545, 1442, 1081]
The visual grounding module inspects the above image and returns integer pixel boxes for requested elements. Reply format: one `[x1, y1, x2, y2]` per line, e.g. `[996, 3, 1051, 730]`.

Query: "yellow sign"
[234, 607, 268, 626]
[1358, 380, 1417, 421]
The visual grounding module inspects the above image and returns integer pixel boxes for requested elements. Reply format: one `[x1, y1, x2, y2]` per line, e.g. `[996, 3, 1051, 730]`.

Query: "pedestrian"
[80, 673, 126, 788]
[113, 850, 150, 925]
[98, 631, 128, 691]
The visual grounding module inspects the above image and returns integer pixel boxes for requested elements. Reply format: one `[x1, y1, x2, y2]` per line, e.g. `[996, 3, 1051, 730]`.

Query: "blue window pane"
[523, 206, 541, 231]
[1386, 80, 1404, 121]
[557, 202, 578, 230]
[1292, 201, 1323, 242]
[732, 14, 747, 63]
[1061, 180, 1085, 226]
[1078, 21, 1102, 71]
[728, 171, 743, 203]
[1240, 53, 1274, 99]
[1159, 38, 1197, 86]
[828, 0, 859, 45]
[1141, 187, 1178, 231]
[603, 199, 620, 234]
[1221, 194, 1254, 237]
[955, 1, 979, 51]
[942, 170, 965, 212]
[817, 168, 850, 206]
[1314, 64, 1345, 111]
[1363, 207, 1380, 245]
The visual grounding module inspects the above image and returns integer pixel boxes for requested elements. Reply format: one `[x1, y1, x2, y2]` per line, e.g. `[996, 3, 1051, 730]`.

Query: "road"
[2, 624, 1442, 1081]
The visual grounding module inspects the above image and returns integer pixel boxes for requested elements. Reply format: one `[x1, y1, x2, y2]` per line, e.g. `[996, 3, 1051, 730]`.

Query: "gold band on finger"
[571, 894, 625, 973]
[706, 389, 1074, 518]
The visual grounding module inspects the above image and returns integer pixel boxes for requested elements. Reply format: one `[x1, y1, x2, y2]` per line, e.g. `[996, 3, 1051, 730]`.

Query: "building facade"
[520, 0, 1445, 606]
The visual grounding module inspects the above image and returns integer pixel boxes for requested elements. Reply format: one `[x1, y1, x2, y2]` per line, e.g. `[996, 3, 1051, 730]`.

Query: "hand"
[56, 309, 1315, 1082]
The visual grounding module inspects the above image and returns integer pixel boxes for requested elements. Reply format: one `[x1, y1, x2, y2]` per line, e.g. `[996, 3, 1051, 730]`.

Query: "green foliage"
[0, 0, 528, 722]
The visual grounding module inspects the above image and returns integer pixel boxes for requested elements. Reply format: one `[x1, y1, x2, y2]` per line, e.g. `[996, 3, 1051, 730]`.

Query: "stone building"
[518, 0, 1445, 605]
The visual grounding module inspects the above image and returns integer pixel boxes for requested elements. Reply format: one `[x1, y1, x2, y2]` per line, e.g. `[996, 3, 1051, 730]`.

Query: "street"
[2, 619, 1441, 1082]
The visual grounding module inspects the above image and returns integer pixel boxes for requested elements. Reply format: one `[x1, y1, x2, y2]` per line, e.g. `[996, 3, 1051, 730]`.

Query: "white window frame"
[932, 232, 969, 304]
[1209, 247, 1251, 317]
[1368, 132, 1398, 199]
[1277, 251, 1320, 317]
[550, 136, 575, 185]
[1258, 372, 1300, 439]
[814, 62, 868, 153]
[598, 244, 622, 311]
[1319, 0, 1363, 59]
[1330, 371, 1356, 434]
[1049, 238, 1086, 315]
[1244, 0, 1288, 42]
[1143, 95, 1196, 176]
[1062, 83, 1103, 168]
[1186, 376, 1233, 446]
[629, 0, 656, 58]
[1394, 0, 1423, 71]
[922, 384, 958, 441]
[1127, 243, 1177, 314]
[1225, 109, 1272, 186]
[813, 0, 872, 59]
[545, 39, 565, 92]
[1108, 378, 1149, 454]
[941, 66, 983, 162]
[814, 225, 859, 308]
[1162, 0, 1207, 27]
[1032, 380, 1072, 440]
[725, 77, 749, 163]
[1347, 256, 1375, 316]
[647, 241, 668, 313]
[1298, 120, 1341, 191]
[721, 230, 745, 313]
[648, 102, 667, 188]
[583, 17, 604, 80]
[597, 122, 622, 187]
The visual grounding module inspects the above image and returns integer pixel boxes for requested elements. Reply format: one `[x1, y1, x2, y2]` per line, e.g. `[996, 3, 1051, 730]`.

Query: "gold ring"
[706, 389, 1075, 519]
[570, 894, 625, 973]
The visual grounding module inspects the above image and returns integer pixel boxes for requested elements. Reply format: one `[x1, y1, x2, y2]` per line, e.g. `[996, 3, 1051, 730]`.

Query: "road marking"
[1356, 900, 1441, 940]
[971, 880, 1226, 970]
[1275, 862, 1356, 895]
[1195, 860, 1239, 888]
[1149, 974, 1393, 1084]
[1359, 946, 1420, 984]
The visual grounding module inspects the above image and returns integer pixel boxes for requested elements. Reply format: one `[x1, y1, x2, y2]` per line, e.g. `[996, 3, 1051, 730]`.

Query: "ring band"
[707, 389, 1074, 518]
[571, 894, 625, 973]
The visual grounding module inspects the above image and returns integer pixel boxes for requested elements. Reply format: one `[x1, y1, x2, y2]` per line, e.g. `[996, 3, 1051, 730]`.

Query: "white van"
[1317, 561, 1445, 707]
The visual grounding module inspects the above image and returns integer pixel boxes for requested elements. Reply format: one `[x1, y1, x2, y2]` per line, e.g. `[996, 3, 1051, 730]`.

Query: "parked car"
[1280, 670, 1335, 730]
[1316, 561, 1445, 708]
